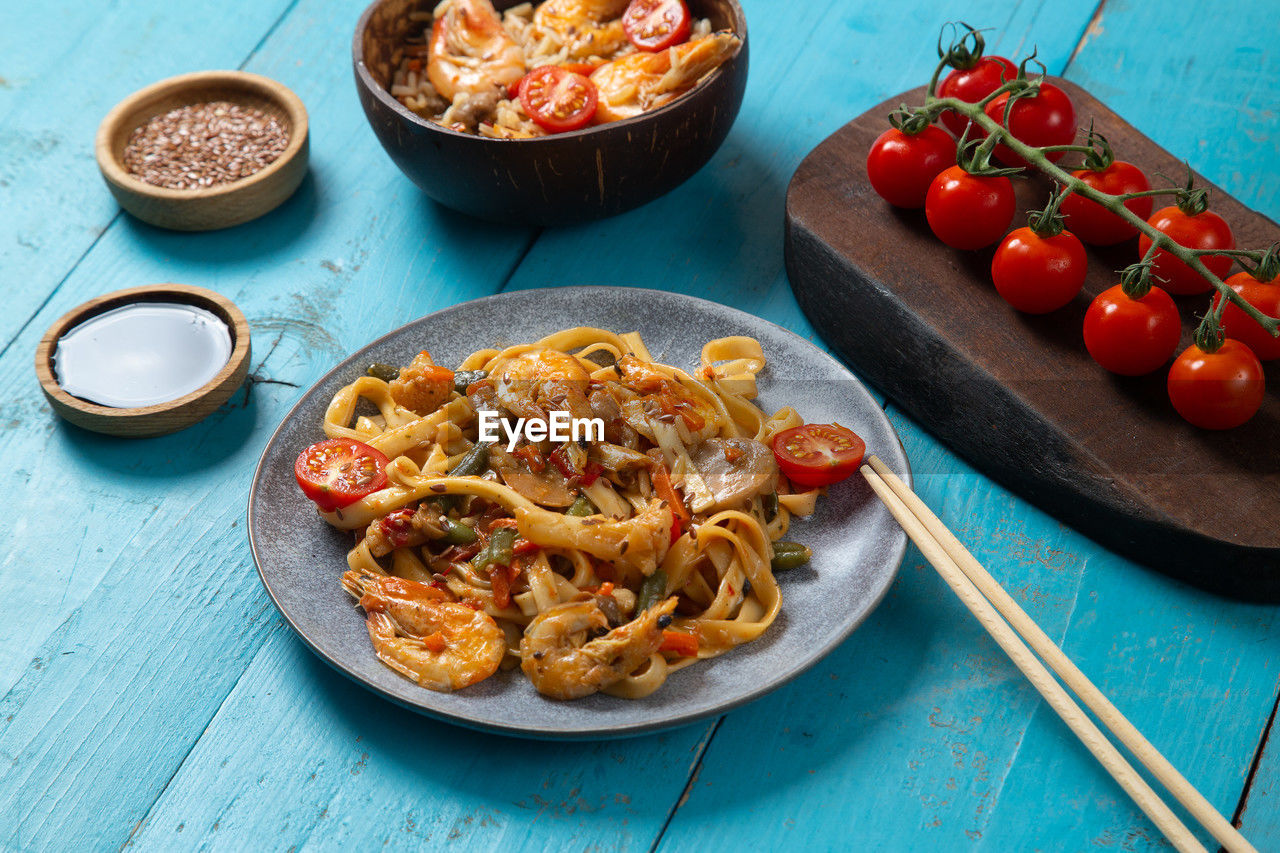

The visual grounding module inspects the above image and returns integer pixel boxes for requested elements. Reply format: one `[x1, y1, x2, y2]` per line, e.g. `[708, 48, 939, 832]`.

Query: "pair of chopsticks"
[860, 456, 1256, 853]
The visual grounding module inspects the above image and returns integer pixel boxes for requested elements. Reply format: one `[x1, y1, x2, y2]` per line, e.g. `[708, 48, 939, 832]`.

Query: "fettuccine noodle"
[307, 327, 823, 700]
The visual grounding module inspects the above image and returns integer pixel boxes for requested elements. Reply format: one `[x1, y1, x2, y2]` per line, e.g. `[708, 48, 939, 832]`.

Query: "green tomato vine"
[904, 23, 1280, 353]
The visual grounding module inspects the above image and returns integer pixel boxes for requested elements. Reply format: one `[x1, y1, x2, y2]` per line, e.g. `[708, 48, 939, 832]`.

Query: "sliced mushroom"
[688, 438, 779, 511]
[490, 446, 577, 507]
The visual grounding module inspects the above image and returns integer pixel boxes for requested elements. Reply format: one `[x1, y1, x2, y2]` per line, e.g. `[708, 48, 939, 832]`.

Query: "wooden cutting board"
[785, 81, 1280, 600]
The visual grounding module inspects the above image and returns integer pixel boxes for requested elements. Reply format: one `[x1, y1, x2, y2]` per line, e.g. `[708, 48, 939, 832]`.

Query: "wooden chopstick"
[859, 461, 1216, 853]
[864, 456, 1255, 852]
[863, 456, 1255, 853]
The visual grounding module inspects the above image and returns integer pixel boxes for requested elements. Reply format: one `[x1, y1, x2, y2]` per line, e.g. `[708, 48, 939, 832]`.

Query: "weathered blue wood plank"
[2, 0, 1277, 851]
[654, 1, 1280, 851]
[1061, 1, 1280, 844]
[1065, 0, 1280, 213]
[0, 0, 296, 349]
[1240, 713, 1280, 847]
[503, 0, 1099, 353]
[661, 431, 1277, 852]
[0, 0, 550, 848]
[126, 621, 713, 850]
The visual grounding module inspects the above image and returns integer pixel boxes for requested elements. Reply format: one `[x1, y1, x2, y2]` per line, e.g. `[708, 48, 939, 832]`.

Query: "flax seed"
[122, 101, 289, 190]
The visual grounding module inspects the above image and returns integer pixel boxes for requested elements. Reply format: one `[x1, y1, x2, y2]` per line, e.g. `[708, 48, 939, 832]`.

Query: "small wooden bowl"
[35, 284, 252, 437]
[96, 71, 309, 231]
[353, 0, 748, 225]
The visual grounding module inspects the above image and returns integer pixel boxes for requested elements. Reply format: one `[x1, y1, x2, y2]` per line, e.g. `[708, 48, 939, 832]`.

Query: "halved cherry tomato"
[1060, 161, 1153, 245]
[520, 66, 598, 133]
[1215, 270, 1280, 360]
[659, 629, 700, 657]
[1167, 339, 1264, 429]
[508, 63, 599, 100]
[936, 55, 1017, 138]
[771, 424, 866, 488]
[983, 82, 1076, 168]
[925, 165, 1016, 250]
[991, 226, 1087, 314]
[1137, 206, 1235, 295]
[866, 125, 956, 209]
[294, 438, 390, 512]
[1082, 284, 1181, 376]
[623, 0, 691, 52]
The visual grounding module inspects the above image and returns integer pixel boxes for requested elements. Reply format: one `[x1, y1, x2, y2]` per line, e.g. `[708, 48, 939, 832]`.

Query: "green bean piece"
[636, 570, 668, 612]
[433, 443, 490, 514]
[763, 492, 779, 521]
[488, 527, 516, 568]
[770, 541, 812, 571]
[440, 518, 478, 545]
[566, 494, 596, 517]
[470, 539, 493, 571]
[449, 442, 491, 477]
[454, 369, 487, 393]
[366, 362, 399, 382]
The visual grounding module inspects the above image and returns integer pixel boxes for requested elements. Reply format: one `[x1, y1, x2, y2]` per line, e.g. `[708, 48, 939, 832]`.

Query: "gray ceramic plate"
[248, 287, 910, 739]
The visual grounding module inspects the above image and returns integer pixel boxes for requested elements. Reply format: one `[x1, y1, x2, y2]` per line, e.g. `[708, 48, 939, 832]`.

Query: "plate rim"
[247, 285, 911, 739]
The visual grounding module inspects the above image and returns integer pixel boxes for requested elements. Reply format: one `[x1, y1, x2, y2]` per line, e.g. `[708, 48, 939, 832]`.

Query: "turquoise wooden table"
[2, 0, 1277, 849]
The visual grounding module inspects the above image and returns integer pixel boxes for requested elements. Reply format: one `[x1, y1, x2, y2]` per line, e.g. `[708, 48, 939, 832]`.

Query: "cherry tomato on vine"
[1167, 339, 1264, 430]
[1082, 284, 1182, 376]
[1060, 161, 1153, 245]
[771, 424, 866, 488]
[936, 55, 1017, 138]
[1137, 206, 1235, 295]
[991, 227, 1086, 313]
[295, 438, 390, 512]
[925, 165, 1016, 250]
[519, 66, 599, 133]
[623, 0, 691, 52]
[866, 125, 956, 208]
[982, 82, 1076, 168]
[1214, 270, 1280, 360]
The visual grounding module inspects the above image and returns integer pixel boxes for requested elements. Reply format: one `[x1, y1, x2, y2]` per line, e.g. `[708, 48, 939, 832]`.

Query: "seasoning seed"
[122, 101, 289, 190]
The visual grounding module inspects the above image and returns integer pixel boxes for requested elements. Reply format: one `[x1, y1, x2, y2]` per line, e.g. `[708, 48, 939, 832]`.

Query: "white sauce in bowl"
[53, 302, 233, 408]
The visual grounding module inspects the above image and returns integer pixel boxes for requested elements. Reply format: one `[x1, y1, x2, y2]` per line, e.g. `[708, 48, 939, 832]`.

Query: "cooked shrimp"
[615, 355, 719, 443]
[521, 595, 677, 699]
[494, 348, 594, 422]
[531, 0, 630, 61]
[428, 0, 526, 100]
[389, 350, 455, 415]
[343, 570, 505, 691]
[590, 32, 740, 123]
